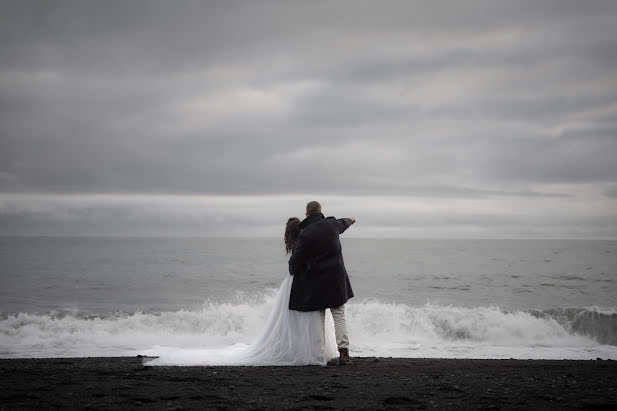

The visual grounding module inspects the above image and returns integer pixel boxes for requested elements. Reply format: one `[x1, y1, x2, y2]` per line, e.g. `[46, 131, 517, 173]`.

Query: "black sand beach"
[1, 357, 616, 410]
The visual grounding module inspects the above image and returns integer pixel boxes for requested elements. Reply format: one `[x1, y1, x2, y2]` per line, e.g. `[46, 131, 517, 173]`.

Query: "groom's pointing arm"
[337, 216, 355, 234]
[288, 235, 309, 276]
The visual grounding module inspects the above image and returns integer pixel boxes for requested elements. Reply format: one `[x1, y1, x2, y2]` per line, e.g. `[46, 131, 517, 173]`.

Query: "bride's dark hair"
[284, 217, 301, 254]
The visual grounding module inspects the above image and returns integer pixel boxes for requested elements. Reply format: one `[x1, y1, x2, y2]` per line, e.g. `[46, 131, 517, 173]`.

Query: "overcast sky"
[1, 0, 616, 238]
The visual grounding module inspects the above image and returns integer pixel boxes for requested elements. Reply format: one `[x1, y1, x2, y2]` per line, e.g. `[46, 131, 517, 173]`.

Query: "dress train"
[144, 276, 338, 366]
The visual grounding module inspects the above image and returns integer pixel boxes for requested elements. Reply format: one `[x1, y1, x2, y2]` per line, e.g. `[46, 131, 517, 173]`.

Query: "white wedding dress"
[144, 276, 338, 366]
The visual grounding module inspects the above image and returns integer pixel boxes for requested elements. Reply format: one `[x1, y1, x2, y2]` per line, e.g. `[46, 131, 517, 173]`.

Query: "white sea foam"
[1, 296, 617, 360]
[345, 302, 617, 359]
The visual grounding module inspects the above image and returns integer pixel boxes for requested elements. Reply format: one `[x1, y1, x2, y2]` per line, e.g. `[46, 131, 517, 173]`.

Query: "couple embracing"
[146, 200, 356, 367]
[286, 201, 356, 366]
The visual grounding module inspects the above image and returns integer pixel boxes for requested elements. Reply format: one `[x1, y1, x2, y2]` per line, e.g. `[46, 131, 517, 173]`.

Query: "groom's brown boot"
[338, 348, 351, 366]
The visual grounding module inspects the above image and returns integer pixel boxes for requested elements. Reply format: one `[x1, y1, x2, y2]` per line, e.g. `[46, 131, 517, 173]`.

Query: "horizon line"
[1, 234, 615, 241]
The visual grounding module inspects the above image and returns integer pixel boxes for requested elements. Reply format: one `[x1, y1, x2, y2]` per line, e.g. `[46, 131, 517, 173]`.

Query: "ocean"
[1, 236, 616, 359]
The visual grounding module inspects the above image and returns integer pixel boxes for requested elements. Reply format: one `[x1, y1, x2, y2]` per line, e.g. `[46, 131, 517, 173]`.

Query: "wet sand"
[1, 357, 616, 409]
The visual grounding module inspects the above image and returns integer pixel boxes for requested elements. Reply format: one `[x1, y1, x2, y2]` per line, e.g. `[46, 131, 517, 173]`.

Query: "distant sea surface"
[1, 237, 616, 359]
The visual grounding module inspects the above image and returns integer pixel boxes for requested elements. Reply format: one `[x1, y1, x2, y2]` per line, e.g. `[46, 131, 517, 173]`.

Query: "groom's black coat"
[288, 213, 354, 311]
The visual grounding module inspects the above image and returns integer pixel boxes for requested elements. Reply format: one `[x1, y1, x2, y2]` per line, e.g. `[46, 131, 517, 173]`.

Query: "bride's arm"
[288, 236, 309, 276]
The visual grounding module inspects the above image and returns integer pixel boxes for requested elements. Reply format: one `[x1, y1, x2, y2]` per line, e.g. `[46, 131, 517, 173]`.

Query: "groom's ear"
[305, 212, 309, 217]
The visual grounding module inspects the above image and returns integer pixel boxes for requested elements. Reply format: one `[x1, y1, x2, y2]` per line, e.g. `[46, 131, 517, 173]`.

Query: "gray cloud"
[1, 0, 616, 237]
[1, 192, 615, 238]
[605, 185, 617, 199]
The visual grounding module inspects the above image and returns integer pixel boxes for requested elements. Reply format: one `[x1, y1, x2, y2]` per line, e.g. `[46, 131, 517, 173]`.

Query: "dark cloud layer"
[1, 0, 616, 237]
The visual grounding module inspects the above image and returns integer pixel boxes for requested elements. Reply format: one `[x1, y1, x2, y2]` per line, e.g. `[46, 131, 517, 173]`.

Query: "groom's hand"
[350, 216, 356, 223]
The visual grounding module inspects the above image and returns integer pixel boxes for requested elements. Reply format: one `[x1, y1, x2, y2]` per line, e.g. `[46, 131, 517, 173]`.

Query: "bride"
[144, 217, 338, 366]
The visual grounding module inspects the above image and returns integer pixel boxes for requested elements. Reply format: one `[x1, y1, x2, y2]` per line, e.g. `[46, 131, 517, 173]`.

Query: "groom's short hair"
[306, 201, 321, 214]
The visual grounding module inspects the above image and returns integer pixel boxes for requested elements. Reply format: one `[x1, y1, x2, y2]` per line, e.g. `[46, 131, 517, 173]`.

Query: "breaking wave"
[2, 294, 616, 359]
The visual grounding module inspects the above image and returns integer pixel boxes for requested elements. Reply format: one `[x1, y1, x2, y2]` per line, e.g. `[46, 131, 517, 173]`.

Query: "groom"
[288, 201, 356, 365]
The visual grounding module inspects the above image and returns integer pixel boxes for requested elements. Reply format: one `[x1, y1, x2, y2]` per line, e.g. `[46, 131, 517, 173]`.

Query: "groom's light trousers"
[319, 305, 349, 349]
